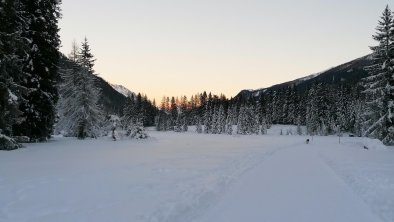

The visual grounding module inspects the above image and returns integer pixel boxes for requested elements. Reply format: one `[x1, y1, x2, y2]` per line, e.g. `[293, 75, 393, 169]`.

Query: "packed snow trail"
[194, 143, 383, 222]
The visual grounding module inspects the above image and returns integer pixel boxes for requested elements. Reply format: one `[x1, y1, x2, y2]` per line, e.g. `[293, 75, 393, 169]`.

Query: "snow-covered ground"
[0, 126, 393, 222]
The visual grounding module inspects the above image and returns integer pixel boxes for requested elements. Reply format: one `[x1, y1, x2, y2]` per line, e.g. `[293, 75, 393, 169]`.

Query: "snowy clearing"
[0, 126, 393, 222]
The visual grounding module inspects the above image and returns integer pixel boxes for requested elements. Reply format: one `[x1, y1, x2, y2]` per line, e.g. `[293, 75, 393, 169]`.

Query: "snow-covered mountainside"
[237, 54, 373, 98]
[110, 84, 134, 97]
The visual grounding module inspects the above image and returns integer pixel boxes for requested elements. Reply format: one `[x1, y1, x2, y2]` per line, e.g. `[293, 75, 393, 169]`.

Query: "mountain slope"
[237, 55, 373, 98]
[94, 76, 128, 115]
[110, 84, 134, 97]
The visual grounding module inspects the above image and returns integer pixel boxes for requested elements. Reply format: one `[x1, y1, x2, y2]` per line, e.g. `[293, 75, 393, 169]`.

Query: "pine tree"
[78, 37, 96, 74]
[68, 40, 79, 62]
[237, 105, 246, 134]
[352, 100, 365, 137]
[57, 41, 103, 139]
[180, 96, 188, 132]
[211, 105, 219, 134]
[335, 86, 347, 133]
[217, 104, 226, 134]
[196, 116, 203, 133]
[226, 106, 233, 135]
[170, 97, 177, 130]
[306, 85, 320, 135]
[57, 64, 102, 138]
[363, 5, 394, 145]
[261, 118, 267, 135]
[174, 113, 181, 132]
[296, 115, 303, 135]
[12, 0, 62, 141]
[0, 0, 26, 138]
[203, 102, 211, 134]
[123, 94, 148, 138]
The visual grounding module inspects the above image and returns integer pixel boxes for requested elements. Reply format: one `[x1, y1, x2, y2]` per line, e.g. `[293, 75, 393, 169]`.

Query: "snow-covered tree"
[306, 85, 320, 135]
[68, 40, 79, 62]
[352, 100, 365, 137]
[363, 5, 394, 145]
[296, 115, 303, 135]
[211, 105, 219, 134]
[196, 116, 203, 133]
[237, 104, 259, 135]
[123, 94, 148, 139]
[57, 40, 103, 139]
[78, 37, 96, 74]
[226, 106, 234, 135]
[13, 0, 61, 141]
[203, 102, 211, 134]
[261, 118, 267, 135]
[217, 105, 226, 134]
[57, 65, 102, 138]
[0, 0, 26, 141]
[237, 105, 246, 134]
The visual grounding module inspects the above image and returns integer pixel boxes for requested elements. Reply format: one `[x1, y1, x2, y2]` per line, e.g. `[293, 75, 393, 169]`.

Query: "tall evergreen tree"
[217, 104, 226, 134]
[226, 105, 234, 135]
[0, 0, 26, 137]
[0, 0, 28, 149]
[78, 37, 96, 74]
[13, 0, 62, 141]
[363, 5, 394, 145]
[196, 116, 203, 133]
[306, 85, 320, 135]
[57, 41, 102, 139]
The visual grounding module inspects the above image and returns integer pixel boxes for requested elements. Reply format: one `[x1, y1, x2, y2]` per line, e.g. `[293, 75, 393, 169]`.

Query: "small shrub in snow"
[0, 134, 22, 150]
[13, 136, 30, 143]
[128, 126, 148, 139]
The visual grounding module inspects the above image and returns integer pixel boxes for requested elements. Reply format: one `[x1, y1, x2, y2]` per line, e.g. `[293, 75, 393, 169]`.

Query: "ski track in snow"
[318, 138, 394, 222]
[0, 128, 393, 222]
[146, 140, 299, 222]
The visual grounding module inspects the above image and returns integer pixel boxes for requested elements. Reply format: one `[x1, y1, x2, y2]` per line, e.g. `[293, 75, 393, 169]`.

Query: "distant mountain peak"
[110, 84, 134, 97]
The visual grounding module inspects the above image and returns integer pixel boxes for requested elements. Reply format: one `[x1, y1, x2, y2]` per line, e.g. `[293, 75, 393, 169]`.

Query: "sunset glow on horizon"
[59, 0, 389, 102]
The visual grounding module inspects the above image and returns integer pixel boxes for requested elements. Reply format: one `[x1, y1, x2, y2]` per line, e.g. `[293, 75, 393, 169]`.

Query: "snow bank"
[341, 137, 387, 150]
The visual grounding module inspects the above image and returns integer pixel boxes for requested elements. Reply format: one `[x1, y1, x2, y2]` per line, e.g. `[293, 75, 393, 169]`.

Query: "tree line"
[154, 5, 394, 145]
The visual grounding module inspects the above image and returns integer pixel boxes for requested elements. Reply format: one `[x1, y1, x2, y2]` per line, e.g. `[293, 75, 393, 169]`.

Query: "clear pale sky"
[59, 0, 390, 102]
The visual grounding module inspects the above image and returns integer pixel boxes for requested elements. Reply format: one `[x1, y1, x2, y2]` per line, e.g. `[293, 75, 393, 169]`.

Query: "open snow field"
[1, 126, 393, 222]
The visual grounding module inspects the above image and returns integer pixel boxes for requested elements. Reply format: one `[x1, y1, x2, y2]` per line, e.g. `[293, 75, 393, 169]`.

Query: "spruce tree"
[13, 0, 62, 141]
[217, 104, 226, 134]
[78, 37, 96, 74]
[211, 105, 219, 134]
[57, 40, 102, 139]
[363, 5, 394, 145]
[0, 0, 26, 137]
[196, 116, 203, 133]
[0, 0, 27, 149]
[203, 102, 211, 134]
[58, 64, 102, 138]
[237, 105, 246, 134]
[261, 118, 267, 135]
[226, 106, 234, 135]
[306, 85, 320, 135]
